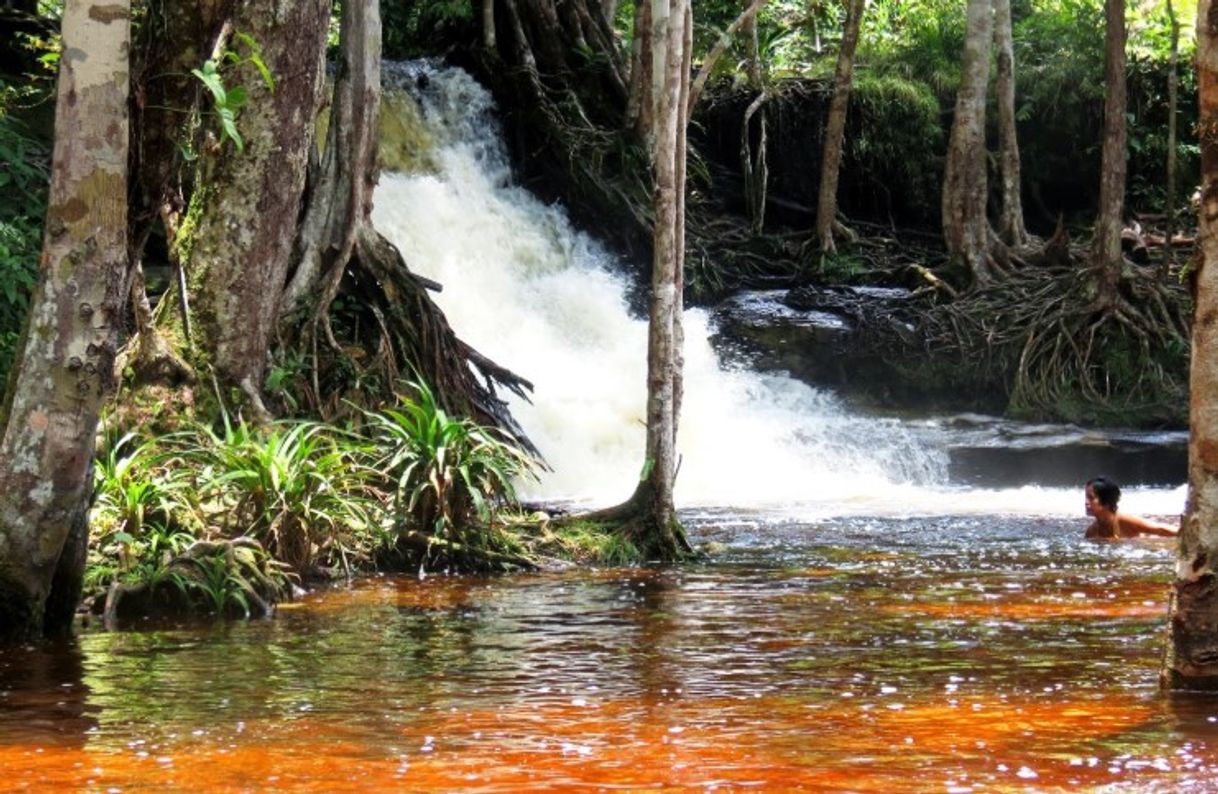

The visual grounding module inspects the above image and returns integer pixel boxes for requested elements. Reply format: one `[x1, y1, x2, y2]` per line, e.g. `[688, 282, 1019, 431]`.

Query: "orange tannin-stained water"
[2, 513, 1216, 792]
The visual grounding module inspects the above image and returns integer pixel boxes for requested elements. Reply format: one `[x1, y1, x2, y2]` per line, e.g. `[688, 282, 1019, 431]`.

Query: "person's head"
[1085, 477, 1121, 515]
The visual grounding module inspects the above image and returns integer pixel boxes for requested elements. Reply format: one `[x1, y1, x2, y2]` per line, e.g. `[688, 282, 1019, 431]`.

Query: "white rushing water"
[371, 65, 1185, 521]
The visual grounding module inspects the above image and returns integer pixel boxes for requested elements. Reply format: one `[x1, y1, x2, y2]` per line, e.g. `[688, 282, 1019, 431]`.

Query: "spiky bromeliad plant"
[87, 423, 301, 622]
[87, 428, 198, 600]
[180, 417, 380, 577]
[362, 379, 540, 571]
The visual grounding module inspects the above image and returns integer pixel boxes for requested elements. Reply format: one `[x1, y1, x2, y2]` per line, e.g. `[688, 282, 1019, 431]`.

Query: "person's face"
[1085, 484, 1103, 517]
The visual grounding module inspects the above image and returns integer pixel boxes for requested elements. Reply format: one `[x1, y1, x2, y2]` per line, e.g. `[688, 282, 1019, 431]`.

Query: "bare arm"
[1118, 513, 1179, 537]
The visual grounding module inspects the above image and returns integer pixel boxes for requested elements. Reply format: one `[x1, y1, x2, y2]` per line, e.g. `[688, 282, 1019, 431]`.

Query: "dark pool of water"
[2, 514, 1216, 792]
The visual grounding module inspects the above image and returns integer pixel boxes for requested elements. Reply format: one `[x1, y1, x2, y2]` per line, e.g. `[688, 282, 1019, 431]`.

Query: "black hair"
[1086, 477, 1121, 511]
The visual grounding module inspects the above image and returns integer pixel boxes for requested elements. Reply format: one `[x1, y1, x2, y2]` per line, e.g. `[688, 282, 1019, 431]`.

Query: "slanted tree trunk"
[1163, 0, 1218, 691]
[1091, 0, 1127, 306]
[184, 0, 330, 421]
[815, 0, 865, 255]
[687, 0, 765, 112]
[942, 0, 999, 284]
[993, 0, 1028, 248]
[0, 0, 129, 643]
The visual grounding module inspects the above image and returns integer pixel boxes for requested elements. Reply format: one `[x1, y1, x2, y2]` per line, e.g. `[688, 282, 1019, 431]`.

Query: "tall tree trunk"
[815, 0, 865, 255]
[0, 0, 129, 643]
[587, 0, 691, 559]
[941, 0, 997, 284]
[483, 0, 497, 50]
[1163, 0, 1218, 691]
[1164, 0, 1181, 274]
[744, 0, 762, 88]
[742, 91, 769, 233]
[1091, 0, 1127, 306]
[634, 0, 690, 553]
[184, 0, 330, 419]
[993, 0, 1028, 247]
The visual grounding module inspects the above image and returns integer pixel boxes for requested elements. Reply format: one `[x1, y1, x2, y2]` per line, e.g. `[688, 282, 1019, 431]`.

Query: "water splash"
[371, 65, 944, 508]
[370, 65, 1184, 521]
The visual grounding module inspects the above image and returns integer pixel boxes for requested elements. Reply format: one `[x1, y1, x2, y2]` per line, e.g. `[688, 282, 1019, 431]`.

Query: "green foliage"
[190, 30, 274, 154]
[863, 0, 966, 96]
[382, 1, 472, 60]
[177, 542, 291, 618]
[548, 522, 642, 566]
[180, 418, 378, 575]
[847, 72, 943, 223]
[362, 380, 540, 544]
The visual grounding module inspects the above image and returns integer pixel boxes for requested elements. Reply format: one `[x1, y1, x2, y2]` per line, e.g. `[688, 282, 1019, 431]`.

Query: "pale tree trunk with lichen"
[1091, 0, 1127, 306]
[0, 0, 129, 642]
[942, 0, 996, 284]
[183, 0, 329, 421]
[1162, 0, 1218, 691]
[815, 0, 865, 254]
[627, 0, 691, 556]
[993, 0, 1028, 247]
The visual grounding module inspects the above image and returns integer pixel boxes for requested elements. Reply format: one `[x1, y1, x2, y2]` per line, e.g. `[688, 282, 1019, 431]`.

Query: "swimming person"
[1084, 476, 1178, 539]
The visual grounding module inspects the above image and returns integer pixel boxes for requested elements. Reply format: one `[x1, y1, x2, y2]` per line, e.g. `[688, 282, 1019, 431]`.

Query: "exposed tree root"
[913, 235, 1190, 424]
[102, 537, 289, 628]
[557, 479, 694, 562]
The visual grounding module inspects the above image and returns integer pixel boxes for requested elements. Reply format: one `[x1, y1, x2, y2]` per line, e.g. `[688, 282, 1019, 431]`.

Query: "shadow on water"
[0, 514, 1215, 791]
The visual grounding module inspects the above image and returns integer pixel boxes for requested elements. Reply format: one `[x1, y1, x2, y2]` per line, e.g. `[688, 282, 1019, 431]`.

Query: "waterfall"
[370, 64, 1183, 520]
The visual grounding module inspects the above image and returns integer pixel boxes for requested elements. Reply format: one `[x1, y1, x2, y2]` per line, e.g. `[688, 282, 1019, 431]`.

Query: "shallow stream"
[1, 513, 1213, 791]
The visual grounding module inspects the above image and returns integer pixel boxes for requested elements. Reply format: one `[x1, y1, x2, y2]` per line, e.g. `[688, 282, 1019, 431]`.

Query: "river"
[0, 63, 1206, 791]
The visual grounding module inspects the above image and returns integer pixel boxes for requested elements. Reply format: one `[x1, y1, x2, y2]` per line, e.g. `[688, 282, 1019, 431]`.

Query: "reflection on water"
[2, 515, 1215, 791]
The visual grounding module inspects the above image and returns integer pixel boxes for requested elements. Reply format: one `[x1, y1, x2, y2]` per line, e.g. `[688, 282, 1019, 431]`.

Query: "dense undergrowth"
[86, 377, 647, 624]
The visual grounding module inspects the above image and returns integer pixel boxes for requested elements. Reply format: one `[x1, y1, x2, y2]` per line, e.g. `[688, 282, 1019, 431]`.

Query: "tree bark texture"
[1163, 0, 1218, 691]
[0, 0, 129, 642]
[283, 0, 382, 316]
[993, 0, 1028, 247]
[815, 0, 865, 254]
[1091, 0, 1127, 304]
[185, 0, 329, 412]
[631, 0, 690, 553]
[941, 0, 995, 284]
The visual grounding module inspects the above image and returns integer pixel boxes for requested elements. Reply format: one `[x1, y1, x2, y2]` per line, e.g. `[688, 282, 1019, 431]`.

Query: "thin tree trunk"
[941, 0, 996, 284]
[0, 0, 129, 642]
[993, 0, 1028, 247]
[625, 0, 652, 136]
[185, 0, 330, 419]
[742, 91, 769, 233]
[815, 0, 865, 254]
[646, 0, 682, 536]
[1091, 0, 1127, 305]
[1163, 0, 1218, 691]
[591, 0, 690, 558]
[1164, 0, 1180, 273]
[744, 0, 762, 88]
[483, 0, 496, 50]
